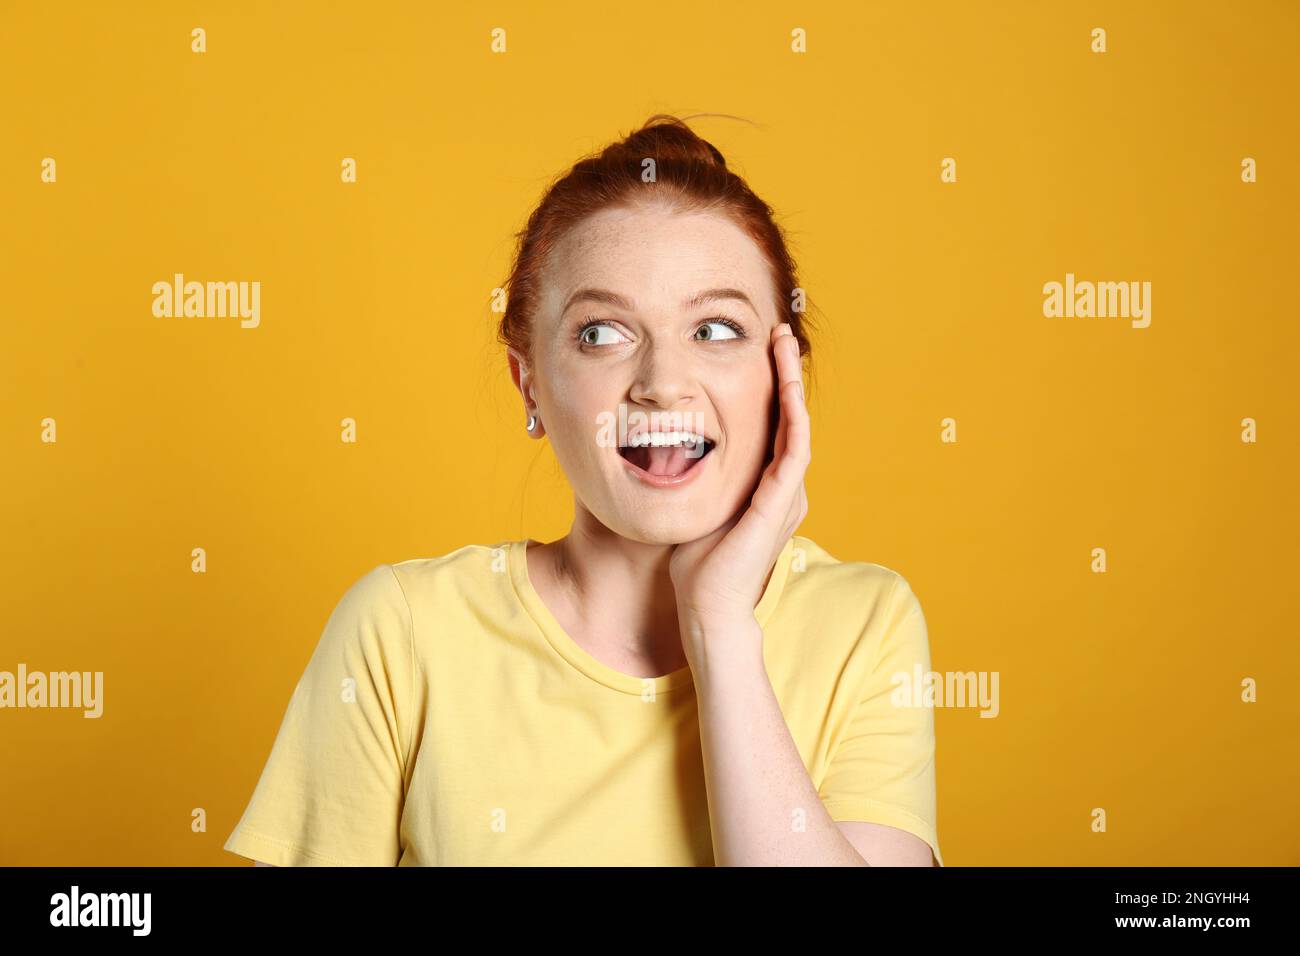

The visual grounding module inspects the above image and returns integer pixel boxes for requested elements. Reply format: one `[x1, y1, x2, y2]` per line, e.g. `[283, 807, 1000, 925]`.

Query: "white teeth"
[626, 431, 708, 448]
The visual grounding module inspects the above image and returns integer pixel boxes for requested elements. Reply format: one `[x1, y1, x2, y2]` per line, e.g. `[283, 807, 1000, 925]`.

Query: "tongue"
[645, 445, 690, 476]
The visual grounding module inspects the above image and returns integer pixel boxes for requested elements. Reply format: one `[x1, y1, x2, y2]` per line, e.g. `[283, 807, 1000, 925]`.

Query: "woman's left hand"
[669, 321, 810, 636]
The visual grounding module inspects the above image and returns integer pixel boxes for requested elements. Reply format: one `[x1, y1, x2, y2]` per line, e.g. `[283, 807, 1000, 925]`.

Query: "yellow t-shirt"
[223, 535, 943, 866]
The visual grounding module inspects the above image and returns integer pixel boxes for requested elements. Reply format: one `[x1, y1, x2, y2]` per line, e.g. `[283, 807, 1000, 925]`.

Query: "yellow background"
[1, 1, 1296, 865]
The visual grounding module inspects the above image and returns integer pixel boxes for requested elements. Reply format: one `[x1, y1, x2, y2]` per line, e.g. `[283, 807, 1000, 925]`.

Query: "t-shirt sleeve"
[223, 564, 414, 866]
[817, 574, 943, 866]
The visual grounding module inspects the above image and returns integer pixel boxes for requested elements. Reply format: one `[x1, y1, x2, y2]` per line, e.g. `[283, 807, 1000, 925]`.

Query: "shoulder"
[327, 562, 411, 621]
[390, 541, 511, 576]
[307, 545, 512, 683]
[785, 535, 922, 626]
[310, 563, 413, 663]
[386, 541, 515, 601]
[779, 536, 929, 677]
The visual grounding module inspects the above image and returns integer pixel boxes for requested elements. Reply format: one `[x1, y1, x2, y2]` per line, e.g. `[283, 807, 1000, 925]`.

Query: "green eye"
[579, 323, 626, 346]
[695, 320, 741, 341]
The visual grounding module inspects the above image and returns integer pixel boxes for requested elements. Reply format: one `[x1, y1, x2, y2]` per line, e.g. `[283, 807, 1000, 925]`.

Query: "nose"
[627, 339, 696, 409]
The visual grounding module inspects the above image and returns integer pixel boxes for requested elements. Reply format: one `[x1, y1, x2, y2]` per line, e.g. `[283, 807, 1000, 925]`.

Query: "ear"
[507, 347, 546, 439]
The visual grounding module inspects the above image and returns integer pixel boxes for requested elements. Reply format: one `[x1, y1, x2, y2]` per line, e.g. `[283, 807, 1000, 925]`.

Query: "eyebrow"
[561, 286, 759, 318]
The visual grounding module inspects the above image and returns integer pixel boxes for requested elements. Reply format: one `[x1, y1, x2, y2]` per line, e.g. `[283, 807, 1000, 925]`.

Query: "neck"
[529, 504, 687, 676]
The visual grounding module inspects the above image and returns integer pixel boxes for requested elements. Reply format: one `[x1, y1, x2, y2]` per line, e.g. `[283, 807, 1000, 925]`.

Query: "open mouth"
[618, 431, 715, 480]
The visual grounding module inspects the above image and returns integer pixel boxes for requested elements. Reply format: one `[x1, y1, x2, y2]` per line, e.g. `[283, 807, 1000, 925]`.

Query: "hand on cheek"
[669, 322, 809, 639]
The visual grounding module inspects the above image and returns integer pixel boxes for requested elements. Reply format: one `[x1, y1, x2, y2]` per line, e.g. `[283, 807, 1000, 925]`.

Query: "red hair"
[497, 113, 815, 380]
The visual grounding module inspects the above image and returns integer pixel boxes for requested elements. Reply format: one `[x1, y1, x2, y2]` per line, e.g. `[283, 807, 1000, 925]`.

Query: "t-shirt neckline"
[507, 536, 798, 696]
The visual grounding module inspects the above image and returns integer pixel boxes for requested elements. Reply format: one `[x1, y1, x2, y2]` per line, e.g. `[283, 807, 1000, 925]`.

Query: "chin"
[589, 496, 728, 547]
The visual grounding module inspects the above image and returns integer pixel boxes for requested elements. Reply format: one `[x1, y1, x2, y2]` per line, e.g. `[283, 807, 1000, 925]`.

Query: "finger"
[743, 325, 809, 523]
[772, 325, 808, 476]
[774, 372, 810, 489]
[769, 325, 790, 465]
[772, 322, 801, 393]
[770, 323, 804, 463]
[746, 331, 804, 508]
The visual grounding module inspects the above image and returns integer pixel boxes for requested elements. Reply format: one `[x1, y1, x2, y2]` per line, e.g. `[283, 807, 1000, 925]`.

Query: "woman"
[224, 114, 942, 867]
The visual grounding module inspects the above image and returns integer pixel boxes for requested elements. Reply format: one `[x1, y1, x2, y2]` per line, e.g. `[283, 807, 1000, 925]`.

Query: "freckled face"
[523, 203, 780, 545]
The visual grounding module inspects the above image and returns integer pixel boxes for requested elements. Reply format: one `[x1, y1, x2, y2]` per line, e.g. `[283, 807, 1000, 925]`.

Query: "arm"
[690, 617, 932, 866]
[673, 324, 938, 866]
[837, 821, 937, 867]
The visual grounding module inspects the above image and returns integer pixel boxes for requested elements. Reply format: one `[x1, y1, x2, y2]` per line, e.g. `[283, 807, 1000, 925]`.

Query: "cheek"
[716, 366, 775, 462]
[538, 370, 613, 465]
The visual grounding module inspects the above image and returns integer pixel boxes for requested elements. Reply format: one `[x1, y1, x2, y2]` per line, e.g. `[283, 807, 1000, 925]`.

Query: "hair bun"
[616, 114, 729, 169]
[498, 110, 812, 381]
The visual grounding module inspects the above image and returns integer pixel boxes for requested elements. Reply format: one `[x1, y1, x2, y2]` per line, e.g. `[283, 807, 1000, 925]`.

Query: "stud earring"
[526, 414, 537, 432]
